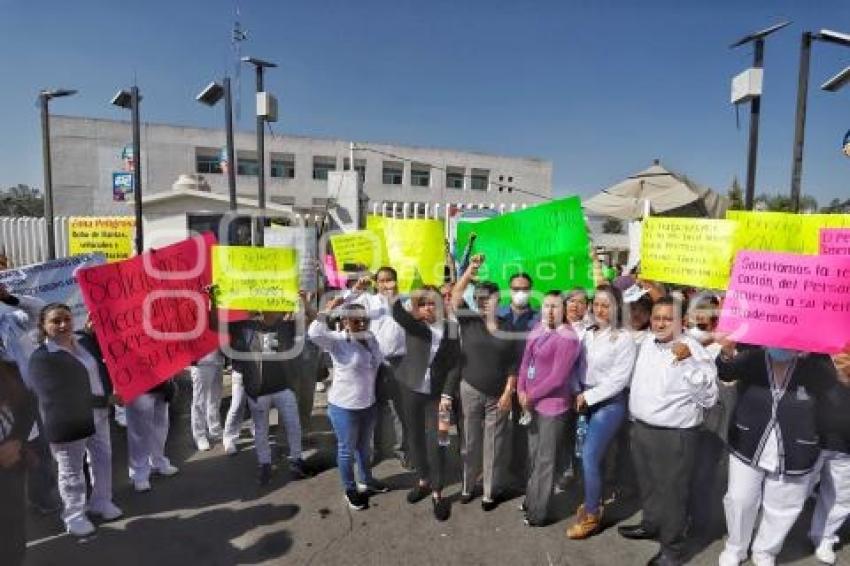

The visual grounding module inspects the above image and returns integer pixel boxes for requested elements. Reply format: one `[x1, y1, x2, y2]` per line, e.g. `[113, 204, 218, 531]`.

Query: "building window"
[471, 168, 490, 191]
[237, 157, 259, 176]
[446, 166, 464, 189]
[410, 164, 430, 187]
[270, 153, 295, 178]
[382, 161, 403, 185]
[343, 157, 367, 182]
[195, 150, 222, 174]
[313, 156, 336, 180]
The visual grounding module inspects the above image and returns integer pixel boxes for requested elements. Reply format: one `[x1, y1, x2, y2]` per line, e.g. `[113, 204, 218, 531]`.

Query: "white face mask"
[511, 290, 530, 308]
[687, 327, 711, 343]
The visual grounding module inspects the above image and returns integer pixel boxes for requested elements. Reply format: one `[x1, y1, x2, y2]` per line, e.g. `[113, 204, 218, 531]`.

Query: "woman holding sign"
[28, 304, 122, 537]
[716, 343, 835, 566]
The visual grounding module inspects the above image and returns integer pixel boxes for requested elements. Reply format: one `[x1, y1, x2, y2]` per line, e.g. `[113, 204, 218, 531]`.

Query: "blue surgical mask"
[766, 347, 797, 363]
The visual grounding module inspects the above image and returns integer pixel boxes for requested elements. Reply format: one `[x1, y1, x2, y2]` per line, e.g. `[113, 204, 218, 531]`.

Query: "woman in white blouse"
[566, 285, 636, 539]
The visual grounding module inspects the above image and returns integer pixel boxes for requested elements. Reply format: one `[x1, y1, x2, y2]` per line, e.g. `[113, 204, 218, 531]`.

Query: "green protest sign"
[455, 197, 593, 303]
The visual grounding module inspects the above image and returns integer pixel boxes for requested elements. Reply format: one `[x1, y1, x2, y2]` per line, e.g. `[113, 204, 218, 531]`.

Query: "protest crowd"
[0, 198, 849, 566]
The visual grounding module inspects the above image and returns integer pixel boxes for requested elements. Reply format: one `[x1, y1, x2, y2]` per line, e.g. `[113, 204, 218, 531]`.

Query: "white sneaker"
[815, 540, 837, 564]
[88, 501, 123, 521]
[751, 552, 775, 566]
[196, 437, 211, 451]
[224, 441, 237, 455]
[66, 516, 96, 537]
[718, 549, 740, 566]
[134, 479, 151, 492]
[155, 464, 179, 477]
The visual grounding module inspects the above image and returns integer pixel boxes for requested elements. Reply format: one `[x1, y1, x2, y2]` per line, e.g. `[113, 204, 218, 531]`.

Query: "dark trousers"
[526, 411, 567, 524]
[630, 420, 698, 562]
[400, 385, 445, 492]
[374, 364, 407, 459]
[0, 468, 27, 566]
[27, 414, 57, 507]
[508, 394, 529, 488]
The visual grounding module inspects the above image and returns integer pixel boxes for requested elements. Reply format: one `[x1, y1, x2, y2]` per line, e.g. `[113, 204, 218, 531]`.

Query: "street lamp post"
[789, 29, 850, 212]
[111, 87, 144, 254]
[730, 22, 790, 211]
[241, 57, 277, 246]
[196, 78, 237, 210]
[39, 88, 77, 259]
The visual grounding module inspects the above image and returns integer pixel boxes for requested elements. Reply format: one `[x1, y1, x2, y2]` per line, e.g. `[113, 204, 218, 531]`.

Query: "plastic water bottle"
[575, 414, 588, 459]
[438, 408, 452, 447]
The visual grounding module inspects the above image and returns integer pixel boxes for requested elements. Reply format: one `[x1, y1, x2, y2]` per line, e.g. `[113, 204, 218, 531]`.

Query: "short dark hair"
[653, 295, 687, 319]
[544, 290, 563, 299]
[509, 273, 534, 287]
[376, 266, 397, 281]
[474, 281, 500, 297]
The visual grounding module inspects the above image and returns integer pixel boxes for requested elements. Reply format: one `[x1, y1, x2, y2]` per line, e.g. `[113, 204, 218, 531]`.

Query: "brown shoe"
[566, 503, 603, 540]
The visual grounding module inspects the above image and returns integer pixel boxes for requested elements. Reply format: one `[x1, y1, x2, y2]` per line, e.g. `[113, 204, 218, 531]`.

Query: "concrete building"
[49, 115, 552, 216]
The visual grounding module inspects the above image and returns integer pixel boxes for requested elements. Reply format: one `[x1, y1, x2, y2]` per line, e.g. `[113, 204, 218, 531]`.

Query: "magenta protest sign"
[717, 251, 850, 354]
[821, 228, 850, 256]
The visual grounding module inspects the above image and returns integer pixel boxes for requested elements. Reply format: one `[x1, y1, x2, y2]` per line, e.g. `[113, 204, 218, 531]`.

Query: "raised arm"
[451, 254, 482, 311]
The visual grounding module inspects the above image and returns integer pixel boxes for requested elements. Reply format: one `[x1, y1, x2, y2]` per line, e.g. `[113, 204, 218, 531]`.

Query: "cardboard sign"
[382, 218, 445, 292]
[264, 225, 318, 292]
[76, 233, 219, 402]
[820, 228, 850, 256]
[329, 230, 385, 273]
[727, 210, 850, 255]
[0, 254, 105, 326]
[212, 246, 299, 311]
[68, 217, 135, 262]
[717, 251, 850, 353]
[640, 218, 737, 289]
[455, 197, 593, 300]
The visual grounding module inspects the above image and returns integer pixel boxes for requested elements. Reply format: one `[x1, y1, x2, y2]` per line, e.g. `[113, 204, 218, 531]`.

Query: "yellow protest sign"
[640, 217, 737, 289]
[68, 217, 135, 262]
[211, 245, 299, 311]
[726, 210, 850, 254]
[382, 218, 445, 292]
[329, 230, 385, 272]
[365, 215, 390, 267]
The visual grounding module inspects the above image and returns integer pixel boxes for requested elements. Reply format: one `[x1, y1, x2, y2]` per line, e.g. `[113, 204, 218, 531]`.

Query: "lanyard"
[528, 330, 556, 370]
[765, 353, 796, 403]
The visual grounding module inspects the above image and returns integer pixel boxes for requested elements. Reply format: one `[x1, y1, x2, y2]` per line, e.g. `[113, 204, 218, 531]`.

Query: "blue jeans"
[327, 403, 376, 491]
[582, 395, 626, 514]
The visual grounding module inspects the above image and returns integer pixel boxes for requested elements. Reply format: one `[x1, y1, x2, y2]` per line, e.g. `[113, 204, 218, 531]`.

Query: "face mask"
[687, 327, 711, 343]
[511, 291, 530, 308]
[766, 347, 797, 363]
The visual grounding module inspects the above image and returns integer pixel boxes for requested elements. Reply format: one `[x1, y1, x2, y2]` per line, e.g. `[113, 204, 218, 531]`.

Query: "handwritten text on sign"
[640, 218, 736, 289]
[76, 233, 219, 403]
[717, 251, 850, 354]
[212, 246, 299, 311]
[821, 228, 850, 256]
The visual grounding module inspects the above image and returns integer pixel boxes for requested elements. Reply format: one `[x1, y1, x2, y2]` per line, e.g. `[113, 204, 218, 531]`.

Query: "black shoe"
[618, 524, 657, 540]
[288, 458, 310, 480]
[460, 484, 481, 504]
[523, 516, 547, 527]
[481, 498, 498, 512]
[407, 483, 431, 504]
[258, 463, 272, 486]
[345, 489, 369, 511]
[647, 550, 682, 566]
[359, 478, 391, 494]
[555, 469, 576, 493]
[432, 496, 450, 521]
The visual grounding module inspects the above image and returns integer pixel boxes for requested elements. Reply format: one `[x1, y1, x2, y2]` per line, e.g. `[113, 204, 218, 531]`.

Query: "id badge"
[528, 365, 536, 380]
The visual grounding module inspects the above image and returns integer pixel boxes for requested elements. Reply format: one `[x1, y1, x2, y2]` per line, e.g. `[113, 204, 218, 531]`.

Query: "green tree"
[0, 184, 44, 216]
[754, 192, 818, 213]
[602, 218, 624, 234]
[727, 176, 744, 210]
[821, 198, 850, 213]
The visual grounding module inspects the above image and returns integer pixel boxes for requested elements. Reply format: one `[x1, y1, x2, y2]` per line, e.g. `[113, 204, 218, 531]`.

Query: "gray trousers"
[630, 420, 698, 562]
[460, 380, 511, 500]
[525, 411, 567, 524]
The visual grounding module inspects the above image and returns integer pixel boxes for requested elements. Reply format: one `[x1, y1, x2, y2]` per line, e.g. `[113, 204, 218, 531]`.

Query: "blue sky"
[1, 0, 849, 205]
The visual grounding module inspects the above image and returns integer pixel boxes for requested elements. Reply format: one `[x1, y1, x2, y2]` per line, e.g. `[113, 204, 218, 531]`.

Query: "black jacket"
[28, 345, 96, 444]
[816, 379, 850, 456]
[74, 330, 113, 404]
[717, 350, 835, 475]
[228, 318, 297, 399]
[391, 300, 460, 398]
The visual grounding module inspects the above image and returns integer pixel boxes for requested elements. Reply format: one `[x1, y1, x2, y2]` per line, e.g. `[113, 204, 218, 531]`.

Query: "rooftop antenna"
[231, 2, 248, 121]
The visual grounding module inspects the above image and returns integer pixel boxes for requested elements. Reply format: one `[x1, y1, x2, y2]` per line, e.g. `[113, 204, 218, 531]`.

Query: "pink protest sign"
[76, 233, 220, 403]
[323, 254, 347, 289]
[717, 251, 850, 354]
[821, 228, 850, 256]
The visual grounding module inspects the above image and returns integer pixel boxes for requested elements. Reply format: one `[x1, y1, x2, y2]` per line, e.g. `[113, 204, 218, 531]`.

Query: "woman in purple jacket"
[517, 290, 581, 527]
